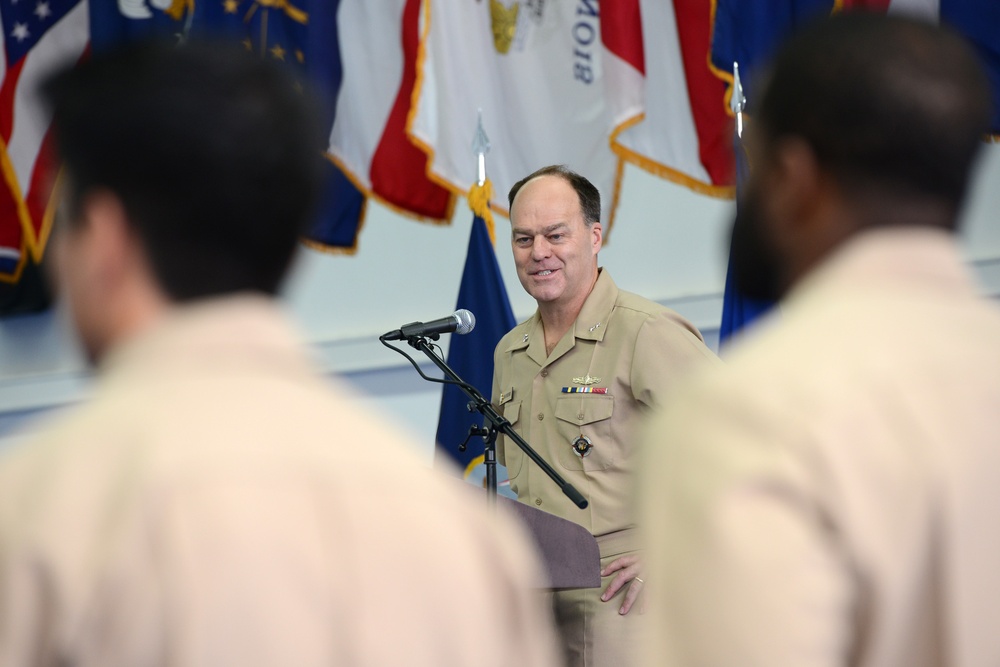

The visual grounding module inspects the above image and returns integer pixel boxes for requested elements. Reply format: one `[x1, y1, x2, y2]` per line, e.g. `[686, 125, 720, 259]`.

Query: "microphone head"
[454, 309, 476, 335]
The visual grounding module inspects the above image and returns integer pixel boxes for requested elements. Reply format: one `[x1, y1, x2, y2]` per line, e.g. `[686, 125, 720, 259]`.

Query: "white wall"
[2, 145, 999, 461]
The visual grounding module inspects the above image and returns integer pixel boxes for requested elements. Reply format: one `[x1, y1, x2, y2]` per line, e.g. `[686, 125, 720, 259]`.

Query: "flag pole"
[719, 60, 773, 345]
[462, 115, 585, 509]
[468, 109, 497, 243]
[473, 108, 490, 187]
[731, 61, 745, 139]
[468, 111, 501, 505]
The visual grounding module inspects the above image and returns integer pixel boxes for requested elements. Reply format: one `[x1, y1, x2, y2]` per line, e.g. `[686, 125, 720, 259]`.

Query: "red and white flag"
[0, 0, 88, 282]
[603, 0, 734, 199]
[327, 0, 453, 223]
[408, 0, 624, 227]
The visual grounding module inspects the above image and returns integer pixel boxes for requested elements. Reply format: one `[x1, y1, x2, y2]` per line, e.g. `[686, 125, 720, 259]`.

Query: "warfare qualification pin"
[572, 435, 593, 457]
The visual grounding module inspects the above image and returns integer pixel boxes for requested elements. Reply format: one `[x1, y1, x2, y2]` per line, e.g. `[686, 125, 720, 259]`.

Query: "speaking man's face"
[509, 175, 602, 310]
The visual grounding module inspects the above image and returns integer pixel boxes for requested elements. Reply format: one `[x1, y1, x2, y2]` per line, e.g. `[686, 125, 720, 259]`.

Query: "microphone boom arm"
[408, 336, 588, 510]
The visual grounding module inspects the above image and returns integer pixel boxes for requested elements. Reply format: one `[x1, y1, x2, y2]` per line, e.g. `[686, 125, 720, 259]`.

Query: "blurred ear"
[77, 190, 135, 287]
[764, 136, 858, 286]
[766, 137, 825, 241]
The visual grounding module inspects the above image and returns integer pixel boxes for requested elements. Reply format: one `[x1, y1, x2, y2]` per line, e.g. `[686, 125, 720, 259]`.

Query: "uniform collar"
[99, 294, 313, 383]
[503, 268, 618, 366]
[572, 268, 617, 343]
[783, 227, 975, 315]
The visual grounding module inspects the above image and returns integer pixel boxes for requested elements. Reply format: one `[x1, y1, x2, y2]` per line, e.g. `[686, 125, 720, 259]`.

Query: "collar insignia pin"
[523, 333, 529, 343]
[589, 322, 601, 333]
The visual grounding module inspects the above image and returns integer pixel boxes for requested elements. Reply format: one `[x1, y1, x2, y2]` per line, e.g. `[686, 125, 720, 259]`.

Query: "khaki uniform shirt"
[492, 269, 718, 553]
[643, 229, 1000, 667]
[0, 296, 560, 667]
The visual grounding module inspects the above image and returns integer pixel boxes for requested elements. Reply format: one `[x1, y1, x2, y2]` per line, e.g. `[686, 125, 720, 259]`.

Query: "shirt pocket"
[502, 400, 524, 478]
[554, 395, 615, 472]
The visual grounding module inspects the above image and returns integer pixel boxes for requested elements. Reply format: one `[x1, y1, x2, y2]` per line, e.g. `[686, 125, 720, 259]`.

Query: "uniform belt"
[595, 527, 638, 558]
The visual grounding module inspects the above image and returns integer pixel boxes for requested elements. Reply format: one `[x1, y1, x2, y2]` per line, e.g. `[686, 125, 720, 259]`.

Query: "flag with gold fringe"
[88, 0, 367, 252]
[0, 0, 87, 316]
[408, 0, 624, 228]
[602, 0, 735, 197]
[325, 0, 454, 224]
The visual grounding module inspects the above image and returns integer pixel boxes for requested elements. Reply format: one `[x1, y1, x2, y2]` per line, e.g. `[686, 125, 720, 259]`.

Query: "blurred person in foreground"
[494, 165, 719, 667]
[0, 41, 560, 667]
[642, 12, 1000, 667]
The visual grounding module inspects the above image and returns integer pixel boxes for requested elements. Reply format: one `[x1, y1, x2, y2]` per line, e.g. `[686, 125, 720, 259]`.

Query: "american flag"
[0, 0, 87, 282]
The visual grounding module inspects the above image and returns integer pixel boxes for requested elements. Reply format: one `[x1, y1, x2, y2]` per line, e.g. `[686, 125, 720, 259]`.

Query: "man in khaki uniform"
[0, 42, 560, 667]
[642, 14, 1000, 667]
[492, 165, 718, 666]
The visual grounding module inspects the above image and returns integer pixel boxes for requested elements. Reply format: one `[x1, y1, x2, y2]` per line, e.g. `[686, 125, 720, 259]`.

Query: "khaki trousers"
[550, 550, 645, 667]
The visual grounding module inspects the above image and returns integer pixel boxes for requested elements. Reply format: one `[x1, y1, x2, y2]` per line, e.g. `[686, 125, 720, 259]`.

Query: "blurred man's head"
[44, 40, 325, 362]
[733, 12, 993, 301]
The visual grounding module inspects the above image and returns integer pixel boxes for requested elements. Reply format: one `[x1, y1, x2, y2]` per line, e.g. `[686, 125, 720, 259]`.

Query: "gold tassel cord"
[254, 0, 308, 24]
[467, 180, 496, 245]
[165, 0, 193, 20]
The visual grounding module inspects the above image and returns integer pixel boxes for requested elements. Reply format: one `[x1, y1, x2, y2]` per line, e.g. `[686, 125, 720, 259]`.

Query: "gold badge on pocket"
[572, 435, 593, 457]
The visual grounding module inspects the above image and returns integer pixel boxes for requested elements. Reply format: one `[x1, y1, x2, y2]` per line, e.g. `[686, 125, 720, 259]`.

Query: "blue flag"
[713, 0, 1000, 345]
[712, 0, 830, 346]
[435, 186, 516, 476]
[941, 0, 1000, 136]
[710, 0, 830, 106]
[88, 0, 365, 251]
[88, 0, 186, 52]
[718, 133, 772, 346]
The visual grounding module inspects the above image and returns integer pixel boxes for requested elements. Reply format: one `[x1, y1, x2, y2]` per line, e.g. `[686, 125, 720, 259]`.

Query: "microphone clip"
[399, 322, 440, 342]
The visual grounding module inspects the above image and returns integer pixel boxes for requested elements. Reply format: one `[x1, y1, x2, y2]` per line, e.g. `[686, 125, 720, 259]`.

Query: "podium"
[497, 494, 601, 590]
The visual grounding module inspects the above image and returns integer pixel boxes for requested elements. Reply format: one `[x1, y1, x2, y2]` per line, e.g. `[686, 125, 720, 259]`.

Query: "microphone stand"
[405, 334, 588, 511]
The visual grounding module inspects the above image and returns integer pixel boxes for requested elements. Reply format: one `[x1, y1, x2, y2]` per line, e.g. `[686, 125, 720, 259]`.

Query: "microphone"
[382, 309, 476, 341]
